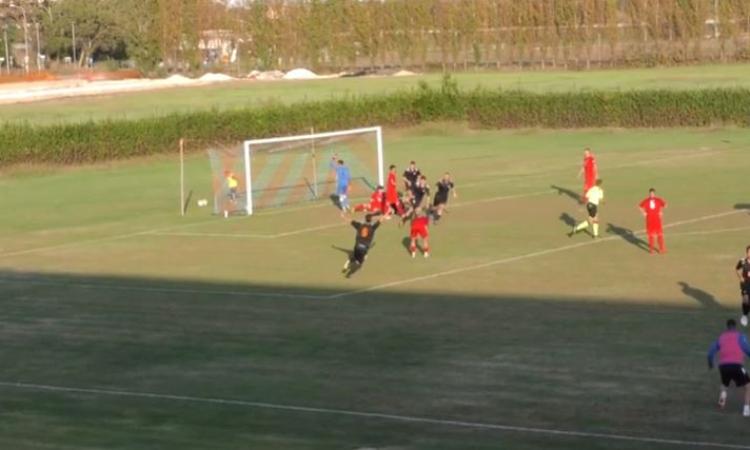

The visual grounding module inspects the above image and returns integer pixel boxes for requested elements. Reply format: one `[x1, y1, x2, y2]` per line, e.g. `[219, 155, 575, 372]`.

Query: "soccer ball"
[197, 199, 208, 207]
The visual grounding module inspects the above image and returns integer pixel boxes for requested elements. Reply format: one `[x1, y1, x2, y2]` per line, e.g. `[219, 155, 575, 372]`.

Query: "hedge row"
[2, 81, 750, 165]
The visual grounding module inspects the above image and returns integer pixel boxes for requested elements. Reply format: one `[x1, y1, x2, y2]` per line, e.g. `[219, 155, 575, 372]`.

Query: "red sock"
[657, 235, 665, 253]
[648, 235, 655, 253]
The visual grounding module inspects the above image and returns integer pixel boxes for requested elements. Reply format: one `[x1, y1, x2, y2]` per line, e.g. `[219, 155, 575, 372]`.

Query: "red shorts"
[410, 227, 428, 239]
[646, 218, 663, 234]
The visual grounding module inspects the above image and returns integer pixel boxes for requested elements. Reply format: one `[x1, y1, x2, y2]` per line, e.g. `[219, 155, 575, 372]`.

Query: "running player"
[342, 214, 384, 277]
[330, 156, 351, 215]
[579, 148, 597, 203]
[353, 185, 386, 215]
[569, 179, 604, 238]
[403, 161, 421, 193]
[385, 164, 405, 218]
[433, 172, 457, 223]
[735, 245, 750, 327]
[707, 318, 750, 416]
[409, 209, 430, 258]
[639, 188, 667, 254]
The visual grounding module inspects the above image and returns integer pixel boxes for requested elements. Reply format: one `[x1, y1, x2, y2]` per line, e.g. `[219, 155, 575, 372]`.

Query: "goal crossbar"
[242, 126, 384, 216]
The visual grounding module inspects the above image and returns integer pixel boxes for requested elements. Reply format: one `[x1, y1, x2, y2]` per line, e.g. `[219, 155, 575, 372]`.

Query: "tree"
[44, 0, 122, 66]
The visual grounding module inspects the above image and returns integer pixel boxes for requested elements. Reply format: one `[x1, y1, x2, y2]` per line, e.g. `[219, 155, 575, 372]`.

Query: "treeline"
[7, 0, 750, 73]
[2, 78, 749, 166]
[237, 0, 750, 71]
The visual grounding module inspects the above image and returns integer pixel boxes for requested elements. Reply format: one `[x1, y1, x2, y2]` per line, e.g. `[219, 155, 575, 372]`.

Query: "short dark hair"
[389, 164, 396, 170]
[746, 245, 750, 252]
[727, 318, 737, 329]
[338, 159, 344, 165]
[596, 179, 603, 186]
[649, 188, 655, 193]
[410, 160, 416, 165]
[364, 214, 373, 223]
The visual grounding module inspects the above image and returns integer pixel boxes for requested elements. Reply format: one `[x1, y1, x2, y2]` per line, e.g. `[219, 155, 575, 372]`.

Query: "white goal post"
[242, 126, 385, 216]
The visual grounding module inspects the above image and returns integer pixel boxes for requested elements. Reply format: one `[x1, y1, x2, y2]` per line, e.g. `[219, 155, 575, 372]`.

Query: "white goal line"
[0, 381, 746, 449]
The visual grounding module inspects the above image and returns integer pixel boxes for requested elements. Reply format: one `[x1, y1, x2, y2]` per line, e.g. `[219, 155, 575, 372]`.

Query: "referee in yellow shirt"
[569, 179, 604, 238]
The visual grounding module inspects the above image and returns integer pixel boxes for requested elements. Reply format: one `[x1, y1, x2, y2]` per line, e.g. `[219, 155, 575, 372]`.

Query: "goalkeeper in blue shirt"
[331, 155, 351, 214]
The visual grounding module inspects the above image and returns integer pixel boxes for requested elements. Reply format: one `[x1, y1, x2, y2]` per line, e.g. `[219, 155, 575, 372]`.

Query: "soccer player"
[639, 188, 667, 254]
[342, 214, 384, 277]
[409, 209, 430, 258]
[330, 156, 351, 215]
[735, 245, 750, 327]
[223, 170, 239, 218]
[353, 185, 386, 214]
[569, 179, 604, 238]
[385, 164, 405, 218]
[403, 161, 421, 192]
[433, 172, 457, 223]
[579, 148, 597, 203]
[707, 319, 750, 417]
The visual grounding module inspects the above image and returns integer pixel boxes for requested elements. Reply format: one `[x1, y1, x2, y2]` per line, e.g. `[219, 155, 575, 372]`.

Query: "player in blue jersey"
[330, 155, 351, 215]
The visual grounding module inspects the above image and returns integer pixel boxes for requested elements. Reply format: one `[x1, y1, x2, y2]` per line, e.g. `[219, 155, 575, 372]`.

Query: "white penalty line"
[331, 209, 746, 299]
[0, 381, 746, 449]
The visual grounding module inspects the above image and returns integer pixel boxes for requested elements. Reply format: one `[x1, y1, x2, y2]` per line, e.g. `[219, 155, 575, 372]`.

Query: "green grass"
[2, 124, 750, 449]
[4, 63, 750, 125]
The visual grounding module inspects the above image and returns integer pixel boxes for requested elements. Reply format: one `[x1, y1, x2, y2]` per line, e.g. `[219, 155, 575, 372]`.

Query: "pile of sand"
[198, 73, 235, 82]
[283, 68, 319, 80]
[248, 70, 285, 81]
[393, 69, 417, 77]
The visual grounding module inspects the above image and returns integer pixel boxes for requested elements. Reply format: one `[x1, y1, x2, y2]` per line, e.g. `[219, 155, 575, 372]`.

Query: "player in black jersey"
[342, 214, 384, 277]
[402, 175, 430, 224]
[402, 161, 421, 193]
[433, 172, 457, 223]
[735, 245, 750, 326]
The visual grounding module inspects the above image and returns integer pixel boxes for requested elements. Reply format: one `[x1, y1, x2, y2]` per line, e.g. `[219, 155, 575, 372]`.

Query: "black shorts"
[719, 364, 749, 387]
[741, 283, 750, 298]
[353, 244, 369, 264]
[586, 202, 598, 218]
[433, 194, 448, 207]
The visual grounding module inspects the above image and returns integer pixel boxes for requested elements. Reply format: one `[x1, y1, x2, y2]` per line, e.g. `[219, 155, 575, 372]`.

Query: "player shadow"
[606, 223, 650, 252]
[550, 185, 581, 204]
[400, 237, 414, 255]
[734, 203, 750, 214]
[678, 282, 721, 309]
[329, 194, 341, 209]
[559, 212, 577, 228]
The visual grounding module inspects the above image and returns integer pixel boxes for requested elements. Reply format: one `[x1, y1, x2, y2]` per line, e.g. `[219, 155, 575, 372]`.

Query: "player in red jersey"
[639, 188, 667, 254]
[353, 185, 386, 214]
[385, 164, 405, 218]
[409, 209, 430, 258]
[579, 148, 597, 203]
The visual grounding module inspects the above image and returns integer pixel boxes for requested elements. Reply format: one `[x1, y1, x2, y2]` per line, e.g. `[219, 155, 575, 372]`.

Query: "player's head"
[389, 164, 396, 172]
[727, 318, 737, 329]
[443, 172, 451, 181]
[338, 159, 344, 166]
[364, 214, 373, 223]
[376, 185, 383, 192]
[745, 245, 750, 257]
[596, 178, 603, 186]
[648, 188, 656, 198]
[409, 160, 416, 168]
[584, 147, 591, 157]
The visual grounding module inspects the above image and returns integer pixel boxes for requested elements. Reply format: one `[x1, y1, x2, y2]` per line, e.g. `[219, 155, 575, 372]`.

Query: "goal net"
[180, 127, 384, 216]
[241, 126, 384, 215]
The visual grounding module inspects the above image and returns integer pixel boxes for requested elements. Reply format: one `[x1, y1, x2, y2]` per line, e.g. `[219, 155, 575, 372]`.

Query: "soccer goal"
[179, 127, 384, 216]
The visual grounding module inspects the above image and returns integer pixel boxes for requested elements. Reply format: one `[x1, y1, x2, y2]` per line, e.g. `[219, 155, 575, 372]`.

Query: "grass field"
[4, 63, 750, 125]
[2, 124, 750, 449]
